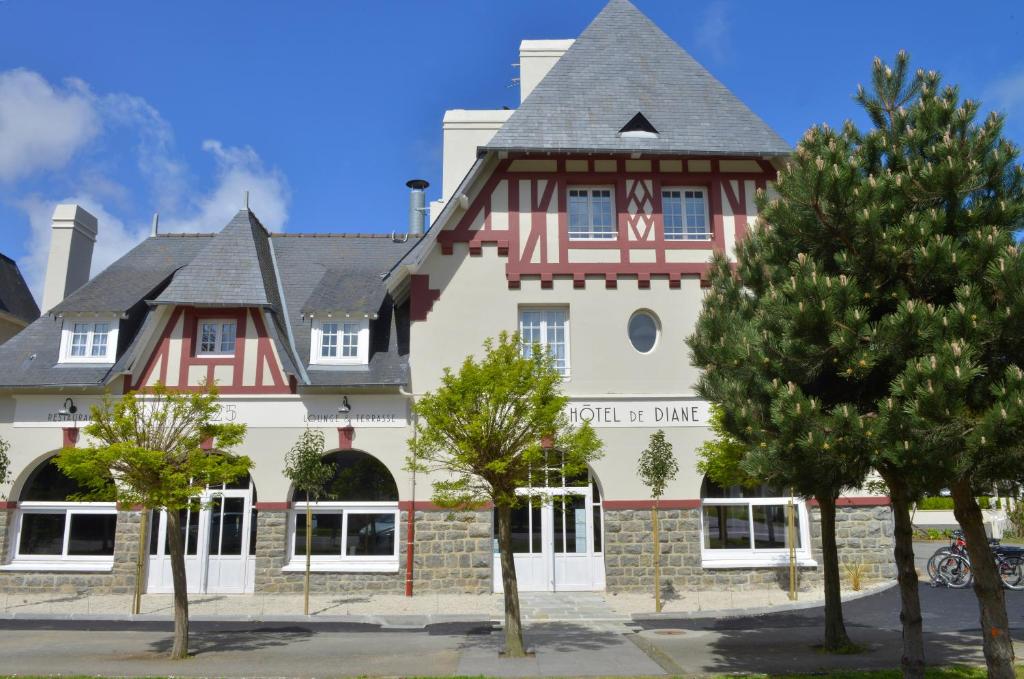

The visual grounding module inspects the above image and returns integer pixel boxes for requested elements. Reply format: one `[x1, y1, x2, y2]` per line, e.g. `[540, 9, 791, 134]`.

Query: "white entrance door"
[494, 482, 605, 592]
[146, 480, 256, 594]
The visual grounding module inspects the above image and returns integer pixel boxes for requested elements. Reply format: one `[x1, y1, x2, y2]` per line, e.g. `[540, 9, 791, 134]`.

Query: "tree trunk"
[652, 501, 662, 613]
[165, 509, 190, 660]
[951, 479, 1016, 679]
[885, 474, 926, 679]
[497, 504, 526, 657]
[817, 494, 853, 651]
[133, 510, 148, 615]
[304, 504, 312, 616]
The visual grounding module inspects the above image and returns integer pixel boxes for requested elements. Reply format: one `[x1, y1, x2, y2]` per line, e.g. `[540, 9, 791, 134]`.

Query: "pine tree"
[690, 52, 1024, 678]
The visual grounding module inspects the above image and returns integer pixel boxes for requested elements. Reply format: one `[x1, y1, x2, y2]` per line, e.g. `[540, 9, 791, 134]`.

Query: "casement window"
[519, 308, 570, 377]
[3, 458, 117, 571]
[662, 188, 711, 240]
[700, 479, 815, 568]
[197, 319, 237, 356]
[59, 318, 119, 363]
[310, 318, 369, 365]
[286, 451, 399, 572]
[568, 187, 616, 240]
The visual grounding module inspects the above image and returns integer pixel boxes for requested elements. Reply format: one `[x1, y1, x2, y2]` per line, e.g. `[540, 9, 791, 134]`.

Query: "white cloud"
[0, 69, 99, 182]
[985, 68, 1024, 114]
[1, 69, 291, 302]
[695, 1, 729, 63]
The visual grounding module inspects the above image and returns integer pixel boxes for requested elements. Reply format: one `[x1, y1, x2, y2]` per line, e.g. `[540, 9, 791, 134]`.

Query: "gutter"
[268, 238, 311, 387]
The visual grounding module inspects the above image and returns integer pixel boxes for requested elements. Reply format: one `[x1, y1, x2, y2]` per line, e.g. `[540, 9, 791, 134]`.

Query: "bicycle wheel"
[998, 555, 1024, 591]
[937, 554, 973, 589]
[927, 548, 952, 583]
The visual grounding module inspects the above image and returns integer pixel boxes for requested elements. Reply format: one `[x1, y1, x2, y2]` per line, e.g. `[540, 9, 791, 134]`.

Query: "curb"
[630, 580, 898, 622]
[0, 612, 497, 628]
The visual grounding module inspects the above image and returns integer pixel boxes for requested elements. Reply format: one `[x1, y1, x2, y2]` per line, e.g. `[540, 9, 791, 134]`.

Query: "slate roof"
[0, 212, 417, 389]
[0, 253, 39, 324]
[486, 0, 790, 157]
[156, 211, 280, 308]
[272, 234, 418, 387]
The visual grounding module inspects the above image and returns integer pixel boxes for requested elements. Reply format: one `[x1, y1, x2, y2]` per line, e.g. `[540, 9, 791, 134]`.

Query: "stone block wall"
[254, 508, 493, 594]
[603, 504, 894, 593]
[0, 509, 142, 594]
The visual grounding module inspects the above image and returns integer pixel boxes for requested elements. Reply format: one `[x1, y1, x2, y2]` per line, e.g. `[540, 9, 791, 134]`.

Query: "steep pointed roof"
[0, 253, 39, 324]
[487, 0, 790, 157]
[155, 210, 281, 308]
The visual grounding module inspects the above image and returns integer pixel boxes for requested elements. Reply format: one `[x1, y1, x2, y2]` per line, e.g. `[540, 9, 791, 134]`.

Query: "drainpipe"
[399, 383, 417, 597]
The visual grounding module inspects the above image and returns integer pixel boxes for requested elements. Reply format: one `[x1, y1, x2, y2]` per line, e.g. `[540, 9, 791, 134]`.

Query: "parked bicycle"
[927, 529, 1023, 590]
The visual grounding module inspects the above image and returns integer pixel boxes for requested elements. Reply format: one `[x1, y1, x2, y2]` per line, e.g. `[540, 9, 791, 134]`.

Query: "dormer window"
[310, 318, 369, 365]
[59, 317, 119, 364]
[618, 112, 659, 139]
[197, 320, 237, 356]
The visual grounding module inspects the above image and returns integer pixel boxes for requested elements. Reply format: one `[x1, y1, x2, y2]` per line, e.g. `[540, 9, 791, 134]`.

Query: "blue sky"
[1, 1, 1022, 301]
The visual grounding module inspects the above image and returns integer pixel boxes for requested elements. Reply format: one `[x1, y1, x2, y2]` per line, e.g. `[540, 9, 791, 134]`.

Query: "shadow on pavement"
[147, 625, 314, 656]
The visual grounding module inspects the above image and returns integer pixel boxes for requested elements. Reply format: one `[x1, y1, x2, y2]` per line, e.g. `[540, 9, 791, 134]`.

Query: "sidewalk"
[0, 581, 893, 625]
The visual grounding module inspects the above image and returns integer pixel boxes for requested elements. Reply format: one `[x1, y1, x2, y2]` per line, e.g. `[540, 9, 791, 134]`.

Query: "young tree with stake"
[283, 428, 334, 615]
[637, 430, 678, 612]
[407, 332, 602, 657]
[57, 383, 249, 660]
[0, 437, 9, 498]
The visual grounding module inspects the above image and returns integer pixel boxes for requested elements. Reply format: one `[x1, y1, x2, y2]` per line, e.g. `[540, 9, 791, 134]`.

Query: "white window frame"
[567, 186, 617, 240]
[309, 318, 370, 366]
[519, 307, 571, 378]
[196, 318, 238, 356]
[58, 318, 119, 364]
[699, 495, 816, 569]
[2, 502, 118, 572]
[662, 186, 712, 241]
[284, 502, 400, 573]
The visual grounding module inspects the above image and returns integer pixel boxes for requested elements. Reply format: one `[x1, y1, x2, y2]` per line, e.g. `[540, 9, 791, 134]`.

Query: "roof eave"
[484, 145, 792, 158]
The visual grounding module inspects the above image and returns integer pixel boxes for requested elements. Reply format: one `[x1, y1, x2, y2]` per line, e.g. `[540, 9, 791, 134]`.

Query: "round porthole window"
[628, 311, 659, 353]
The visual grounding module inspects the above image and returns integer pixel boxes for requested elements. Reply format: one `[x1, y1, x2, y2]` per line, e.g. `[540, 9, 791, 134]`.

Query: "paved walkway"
[0, 581, 891, 624]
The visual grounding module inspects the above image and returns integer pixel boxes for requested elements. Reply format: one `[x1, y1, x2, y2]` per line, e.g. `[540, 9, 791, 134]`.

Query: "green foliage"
[56, 382, 250, 510]
[637, 430, 678, 499]
[695, 405, 756, 489]
[917, 496, 992, 511]
[282, 429, 333, 501]
[0, 437, 9, 500]
[406, 332, 603, 509]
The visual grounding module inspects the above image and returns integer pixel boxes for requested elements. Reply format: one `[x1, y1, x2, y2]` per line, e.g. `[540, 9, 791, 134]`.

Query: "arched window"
[289, 451, 399, 571]
[15, 457, 117, 564]
[700, 477, 812, 567]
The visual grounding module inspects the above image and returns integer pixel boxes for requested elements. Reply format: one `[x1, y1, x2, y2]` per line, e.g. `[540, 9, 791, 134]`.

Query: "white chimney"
[518, 39, 573, 103]
[41, 204, 97, 314]
[440, 109, 513, 203]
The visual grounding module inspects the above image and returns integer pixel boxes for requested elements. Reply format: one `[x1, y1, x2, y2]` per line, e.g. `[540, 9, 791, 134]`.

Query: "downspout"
[267, 238, 310, 386]
[399, 383, 417, 597]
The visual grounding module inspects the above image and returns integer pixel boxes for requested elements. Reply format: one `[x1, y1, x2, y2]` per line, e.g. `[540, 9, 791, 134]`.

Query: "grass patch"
[730, 665, 1024, 678]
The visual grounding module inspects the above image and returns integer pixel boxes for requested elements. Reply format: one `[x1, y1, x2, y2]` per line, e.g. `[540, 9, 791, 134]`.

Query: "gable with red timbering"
[131, 305, 292, 394]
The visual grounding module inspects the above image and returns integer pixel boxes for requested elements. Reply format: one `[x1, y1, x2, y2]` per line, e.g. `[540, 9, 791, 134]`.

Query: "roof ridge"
[272, 233, 422, 239]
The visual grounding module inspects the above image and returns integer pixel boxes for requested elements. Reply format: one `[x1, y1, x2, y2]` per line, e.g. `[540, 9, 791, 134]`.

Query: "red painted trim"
[133, 306, 184, 390]
[62, 427, 80, 448]
[255, 502, 292, 510]
[398, 500, 494, 512]
[0, 501, 17, 509]
[337, 426, 355, 450]
[249, 310, 288, 391]
[200, 437, 214, 450]
[807, 497, 892, 507]
[603, 500, 702, 510]
[116, 502, 145, 511]
[409, 274, 441, 322]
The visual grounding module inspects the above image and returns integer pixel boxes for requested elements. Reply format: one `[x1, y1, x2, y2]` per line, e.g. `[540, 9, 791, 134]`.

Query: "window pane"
[501, 505, 542, 554]
[165, 509, 199, 556]
[568, 190, 590, 238]
[554, 495, 587, 553]
[663, 191, 683, 239]
[753, 504, 800, 549]
[684, 190, 708, 239]
[67, 513, 117, 556]
[593, 503, 603, 552]
[149, 510, 161, 555]
[250, 507, 258, 556]
[295, 512, 343, 556]
[703, 505, 751, 549]
[345, 513, 395, 556]
[219, 497, 245, 556]
[592, 190, 614, 237]
[219, 322, 236, 353]
[341, 322, 359, 358]
[321, 323, 338, 358]
[70, 323, 89, 356]
[19, 513, 66, 555]
[90, 323, 110, 357]
[200, 323, 217, 353]
[628, 312, 658, 353]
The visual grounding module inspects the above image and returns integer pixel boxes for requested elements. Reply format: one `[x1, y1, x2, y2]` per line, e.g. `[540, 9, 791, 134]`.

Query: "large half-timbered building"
[0, 0, 894, 596]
